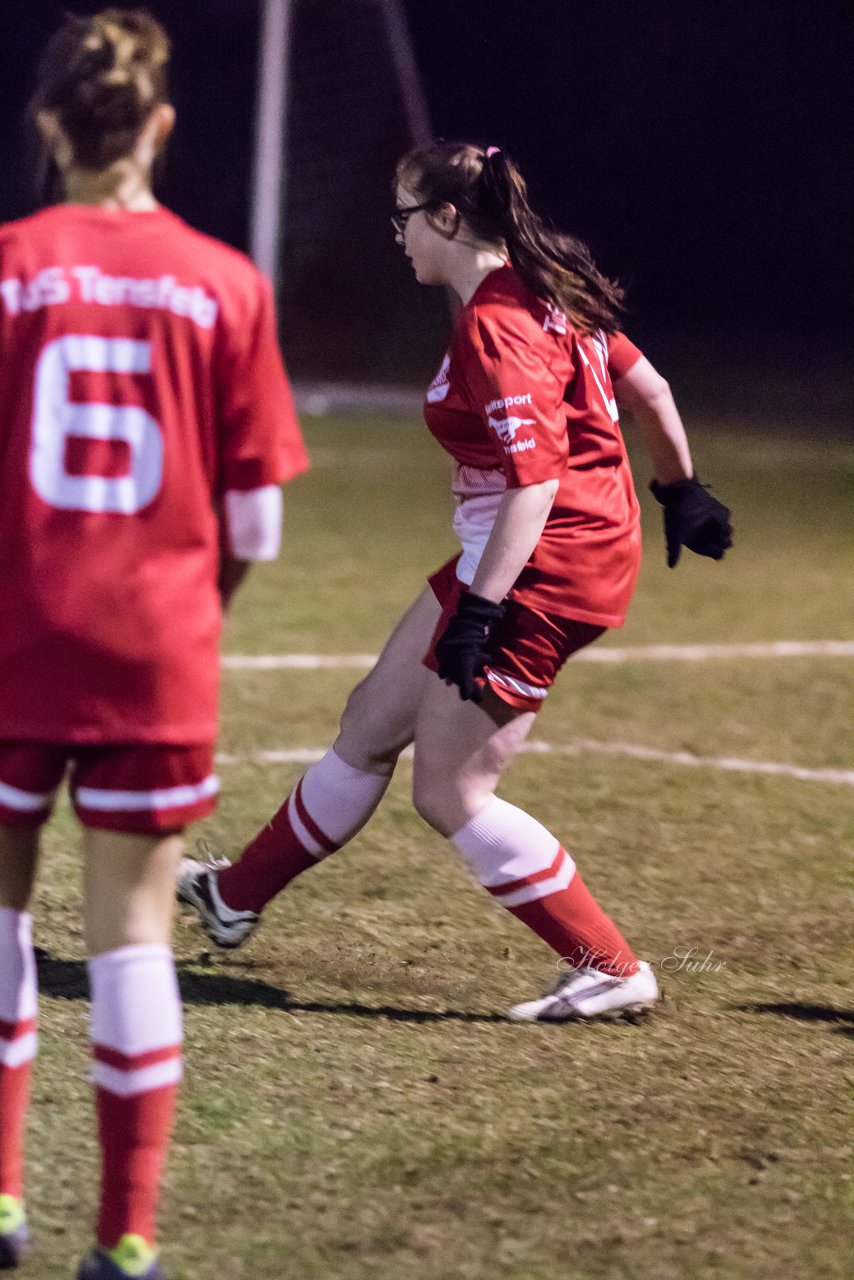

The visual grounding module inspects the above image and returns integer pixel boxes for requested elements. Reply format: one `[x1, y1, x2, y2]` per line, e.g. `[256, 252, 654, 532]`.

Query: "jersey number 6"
[29, 334, 164, 514]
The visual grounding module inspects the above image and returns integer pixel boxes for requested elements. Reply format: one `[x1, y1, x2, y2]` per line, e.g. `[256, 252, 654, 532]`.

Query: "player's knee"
[0, 823, 41, 911]
[412, 775, 449, 834]
[337, 684, 402, 772]
[411, 765, 473, 837]
[339, 681, 379, 747]
[337, 685, 363, 739]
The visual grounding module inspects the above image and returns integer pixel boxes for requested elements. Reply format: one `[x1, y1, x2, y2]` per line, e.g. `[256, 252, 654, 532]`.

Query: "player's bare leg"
[411, 675, 658, 1021]
[0, 827, 40, 1266]
[82, 831, 184, 1280]
[332, 584, 441, 773]
[178, 587, 442, 942]
[411, 678, 538, 837]
[0, 827, 40, 912]
[84, 831, 182, 954]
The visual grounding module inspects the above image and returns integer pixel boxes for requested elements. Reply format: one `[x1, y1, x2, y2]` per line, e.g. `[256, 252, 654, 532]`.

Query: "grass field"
[27, 412, 853, 1279]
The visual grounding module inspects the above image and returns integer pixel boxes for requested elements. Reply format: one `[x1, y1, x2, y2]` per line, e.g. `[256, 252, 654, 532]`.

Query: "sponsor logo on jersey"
[504, 437, 536, 455]
[426, 354, 450, 403]
[484, 392, 533, 414]
[487, 413, 536, 445]
[543, 305, 567, 335]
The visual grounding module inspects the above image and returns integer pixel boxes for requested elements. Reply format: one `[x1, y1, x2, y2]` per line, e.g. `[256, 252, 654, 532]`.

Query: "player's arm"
[436, 308, 565, 700]
[436, 477, 560, 701]
[216, 484, 283, 611]
[218, 556, 251, 612]
[613, 350, 733, 568]
[469, 478, 559, 604]
[214, 273, 308, 609]
[611, 355, 693, 484]
[214, 496, 269, 611]
[216, 507, 252, 612]
[470, 316, 564, 602]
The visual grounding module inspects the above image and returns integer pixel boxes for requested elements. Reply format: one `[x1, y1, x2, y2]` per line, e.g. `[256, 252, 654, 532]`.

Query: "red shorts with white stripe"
[424, 556, 606, 712]
[0, 742, 218, 834]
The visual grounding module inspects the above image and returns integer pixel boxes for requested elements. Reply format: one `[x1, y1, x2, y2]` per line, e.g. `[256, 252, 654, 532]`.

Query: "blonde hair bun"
[34, 8, 170, 170]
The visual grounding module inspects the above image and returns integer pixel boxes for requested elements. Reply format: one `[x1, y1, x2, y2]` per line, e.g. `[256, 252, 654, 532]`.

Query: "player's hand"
[435, 591, 505, 702]
[650, 476, 733, 568]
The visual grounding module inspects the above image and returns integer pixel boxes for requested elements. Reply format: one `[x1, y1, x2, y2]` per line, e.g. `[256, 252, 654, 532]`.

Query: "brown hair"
[32, 8, 170, 171]
[396, 140, 624, 333]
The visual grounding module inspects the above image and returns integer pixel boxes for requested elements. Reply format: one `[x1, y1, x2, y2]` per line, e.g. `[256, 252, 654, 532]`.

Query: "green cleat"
[0, 1195, 30, 1269]
[76, 1234, 164, 1280]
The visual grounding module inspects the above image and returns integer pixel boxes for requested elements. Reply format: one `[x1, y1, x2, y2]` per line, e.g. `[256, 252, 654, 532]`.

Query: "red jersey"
[423, 266, 642, 627]
[0, 204, 308, 743]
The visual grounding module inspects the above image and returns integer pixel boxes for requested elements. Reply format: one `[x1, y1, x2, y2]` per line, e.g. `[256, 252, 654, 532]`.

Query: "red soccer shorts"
[0, 742, 218, 834]
[423, 556, 606, 712]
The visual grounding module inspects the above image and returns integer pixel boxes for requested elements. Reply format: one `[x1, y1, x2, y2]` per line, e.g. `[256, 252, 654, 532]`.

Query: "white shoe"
[508, 960, 659, 1022]
[176, 857, 260, 949]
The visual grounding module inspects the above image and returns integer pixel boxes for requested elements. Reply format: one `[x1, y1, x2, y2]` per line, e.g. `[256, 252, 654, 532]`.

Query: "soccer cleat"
[508, 959, 659, 1022]
[176, 858, 259, 949]
[0, 1194, 30, 1269]
[76, 1234, 164, 1280]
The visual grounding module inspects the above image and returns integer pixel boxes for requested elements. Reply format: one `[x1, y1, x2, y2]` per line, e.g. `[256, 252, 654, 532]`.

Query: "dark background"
[0, 0, 850, 418]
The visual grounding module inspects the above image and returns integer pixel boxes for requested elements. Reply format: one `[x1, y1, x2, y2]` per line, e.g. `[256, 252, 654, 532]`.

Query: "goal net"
[266, 0, 448, 387]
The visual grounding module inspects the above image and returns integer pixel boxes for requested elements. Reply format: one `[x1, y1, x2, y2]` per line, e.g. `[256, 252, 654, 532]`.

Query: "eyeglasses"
[391, 201, 435, 236]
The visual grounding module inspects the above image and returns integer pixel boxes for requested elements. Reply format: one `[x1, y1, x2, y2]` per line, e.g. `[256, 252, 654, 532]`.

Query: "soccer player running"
[0, 10, 307, 1279]
[180, 142, 731, 1022]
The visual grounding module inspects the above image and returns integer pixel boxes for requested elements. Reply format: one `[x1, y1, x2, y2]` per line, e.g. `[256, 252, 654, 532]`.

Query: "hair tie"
[485, 146, 500, 158]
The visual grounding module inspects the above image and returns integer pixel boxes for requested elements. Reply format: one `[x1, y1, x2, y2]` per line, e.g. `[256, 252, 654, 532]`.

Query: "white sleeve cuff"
[224, 485, 282, 560]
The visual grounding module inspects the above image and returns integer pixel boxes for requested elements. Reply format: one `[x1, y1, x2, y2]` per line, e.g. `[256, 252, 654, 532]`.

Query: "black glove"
[435, 590, 505, 702]
[650, 476, 733, 568]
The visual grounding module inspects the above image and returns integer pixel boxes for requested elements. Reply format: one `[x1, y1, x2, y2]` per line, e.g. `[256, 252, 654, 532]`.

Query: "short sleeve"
[214, 274, 308, 558]
[607, 331, 643, 380]
[214, 275, 309, 495]
[462, 306, 570, 488]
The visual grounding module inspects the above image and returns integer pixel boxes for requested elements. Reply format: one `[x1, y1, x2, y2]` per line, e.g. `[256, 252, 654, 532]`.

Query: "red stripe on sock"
[96, 1080, 178, 1250]
[292, 779, 340, 854]
[93, 1042, 181, 1072]
[217, 787, 322, 914]
[504, 872, 639, 977]
[0, 1062, 32, 1198]
[0, 1017, 37, 1042]
[486, 846, 565, 898]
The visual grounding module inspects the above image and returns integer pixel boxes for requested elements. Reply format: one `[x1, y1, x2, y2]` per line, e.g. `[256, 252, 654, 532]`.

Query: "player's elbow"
[615, 361, 673, 417]
[643, 373, 673, 408]
[528, 477, 559, 519]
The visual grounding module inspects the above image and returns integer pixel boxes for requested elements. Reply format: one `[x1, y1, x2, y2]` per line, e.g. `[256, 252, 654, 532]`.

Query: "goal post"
[378, 0, 433, 148]
[249, 0, 445, 386]
[250, 0, 294, 297]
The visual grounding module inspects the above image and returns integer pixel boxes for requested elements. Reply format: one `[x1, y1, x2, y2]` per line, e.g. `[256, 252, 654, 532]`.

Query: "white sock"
[0, 908, 38, 1202]
[295, 747, 391, 853]
[88, 944, 182, 1090]
[0, 908, 37, 1034]
[88, 944, 182, 1248]
[452, 796, 576, 906]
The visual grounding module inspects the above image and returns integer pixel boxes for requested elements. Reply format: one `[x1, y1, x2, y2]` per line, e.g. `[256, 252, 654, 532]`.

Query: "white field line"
[215, 740, 854, 787]
[223, 654, 377, 670]
[222, 640, 854, 671]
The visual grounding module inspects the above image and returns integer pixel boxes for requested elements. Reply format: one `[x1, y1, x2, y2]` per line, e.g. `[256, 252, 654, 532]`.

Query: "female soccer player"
[0, 10, 307, 1278]
[180, 142, 731, 1022]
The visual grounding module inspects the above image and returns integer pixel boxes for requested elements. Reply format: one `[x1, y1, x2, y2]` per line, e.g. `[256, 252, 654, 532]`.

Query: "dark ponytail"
[396, 140, 624, 333]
